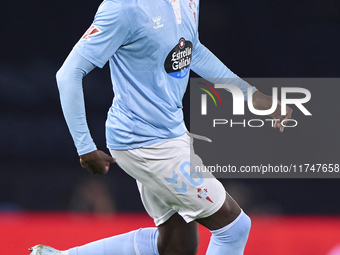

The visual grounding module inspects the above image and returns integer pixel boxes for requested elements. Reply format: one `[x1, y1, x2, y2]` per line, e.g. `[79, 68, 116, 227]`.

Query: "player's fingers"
[105, 155, 116, 164]
[79, 151, 114, 174]
[279, 115, 291, 133]
[282, 107, 293, 121]
[286, 106, 293, 118]
[80, 158, 87, 168]
[280, 108, 293, 132]
[80, 158, 98, 174]
[94, 160, 109, 175]
[278, 115, 287, 132]
[103, 164, 110, 174]
[98, 151, 116, 163]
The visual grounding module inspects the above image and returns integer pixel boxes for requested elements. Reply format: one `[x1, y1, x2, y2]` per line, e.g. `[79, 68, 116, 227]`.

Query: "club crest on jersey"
[81, 24, 102, 41]
[164, 38, 192, 79]
[179, 38, 185, 49]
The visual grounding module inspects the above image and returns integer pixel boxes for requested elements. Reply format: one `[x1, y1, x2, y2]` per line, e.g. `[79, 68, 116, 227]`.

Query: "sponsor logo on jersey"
[164, 38, 192, 79]
[81, 24, 102, 41]
[152, 16, 164, 29]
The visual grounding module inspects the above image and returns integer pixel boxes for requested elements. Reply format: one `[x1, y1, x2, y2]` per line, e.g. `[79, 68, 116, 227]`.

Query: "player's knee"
[178, 239, 199, 255]
[213, 211, 251, 246]
[207, 212, 251, 255]
[158, 245, 198, 255]
[157, 235, 198, 255]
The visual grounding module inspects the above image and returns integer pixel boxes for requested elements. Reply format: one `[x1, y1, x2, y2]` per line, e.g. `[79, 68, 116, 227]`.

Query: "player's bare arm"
[252, 90, 293, 132]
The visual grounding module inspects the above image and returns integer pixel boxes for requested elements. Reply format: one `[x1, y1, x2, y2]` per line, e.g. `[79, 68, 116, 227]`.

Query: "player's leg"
[29, 133, 250, 255]
[110, 140, 202, 255]
[197, 191, 241, 230]
[111, 133, 250, 255]
[112, 133, 250, 255]
[29, 150, 164, 255]
[29, 227, 159, 255]
[196, 192, 251, 255]
[62, 213, 197, 255]
[157, 212, 198, 255]
[111, 157, 199, 255]
[36, 212, 198, 255]
[188, 133, 251, 255]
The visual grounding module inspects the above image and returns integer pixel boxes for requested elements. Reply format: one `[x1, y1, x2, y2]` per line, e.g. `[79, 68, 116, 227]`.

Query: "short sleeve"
[74, 0, 130, 68]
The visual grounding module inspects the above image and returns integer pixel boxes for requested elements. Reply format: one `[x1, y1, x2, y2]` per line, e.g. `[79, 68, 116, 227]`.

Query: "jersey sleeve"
[74, 0, 130, 68]
[56, 50, 97, 156]
[190, 37, 257, 101]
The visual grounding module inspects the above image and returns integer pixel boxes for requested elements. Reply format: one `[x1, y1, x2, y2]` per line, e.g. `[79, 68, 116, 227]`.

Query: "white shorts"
[110, 133, 226, 226]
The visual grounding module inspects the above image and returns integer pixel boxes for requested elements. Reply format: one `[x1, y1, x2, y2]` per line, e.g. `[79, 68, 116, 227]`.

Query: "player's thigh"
[196, 192, 241, 231]
[157, 212, 199, 255]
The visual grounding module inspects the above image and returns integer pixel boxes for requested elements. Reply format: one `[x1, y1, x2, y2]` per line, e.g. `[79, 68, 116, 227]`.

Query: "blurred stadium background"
[1, 0, 340, 254]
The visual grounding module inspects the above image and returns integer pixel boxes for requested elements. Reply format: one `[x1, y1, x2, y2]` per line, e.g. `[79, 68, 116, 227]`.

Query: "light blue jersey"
[58, 0, 256, 154]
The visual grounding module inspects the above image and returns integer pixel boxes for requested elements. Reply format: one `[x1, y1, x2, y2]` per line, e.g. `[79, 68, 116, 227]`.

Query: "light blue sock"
[206, 210, 251, 255]
[68, 228, 159, 255]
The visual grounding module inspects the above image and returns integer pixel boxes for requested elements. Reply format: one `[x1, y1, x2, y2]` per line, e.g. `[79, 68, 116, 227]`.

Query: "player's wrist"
[252, 91, 273, 110]
[79, 149, 98, 161]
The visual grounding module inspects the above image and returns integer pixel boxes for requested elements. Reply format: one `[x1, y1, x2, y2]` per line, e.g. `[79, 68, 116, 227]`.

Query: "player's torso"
[114, 0, 199, 77]
[106, 0, 200, 148]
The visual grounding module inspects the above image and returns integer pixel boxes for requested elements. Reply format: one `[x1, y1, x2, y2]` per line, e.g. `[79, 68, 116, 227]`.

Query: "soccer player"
[30, 0, 292, 254]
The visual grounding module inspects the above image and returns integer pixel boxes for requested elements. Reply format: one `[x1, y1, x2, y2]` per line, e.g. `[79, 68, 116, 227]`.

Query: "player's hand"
[252, 91, 293, 133]
[79, 150, 116, 174]
[269, 100, 293, 133]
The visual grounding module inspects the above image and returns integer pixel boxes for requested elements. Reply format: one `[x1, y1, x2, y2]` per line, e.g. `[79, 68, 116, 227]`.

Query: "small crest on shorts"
[197, 188, 213, 203]
[81, 24, 102, 41]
